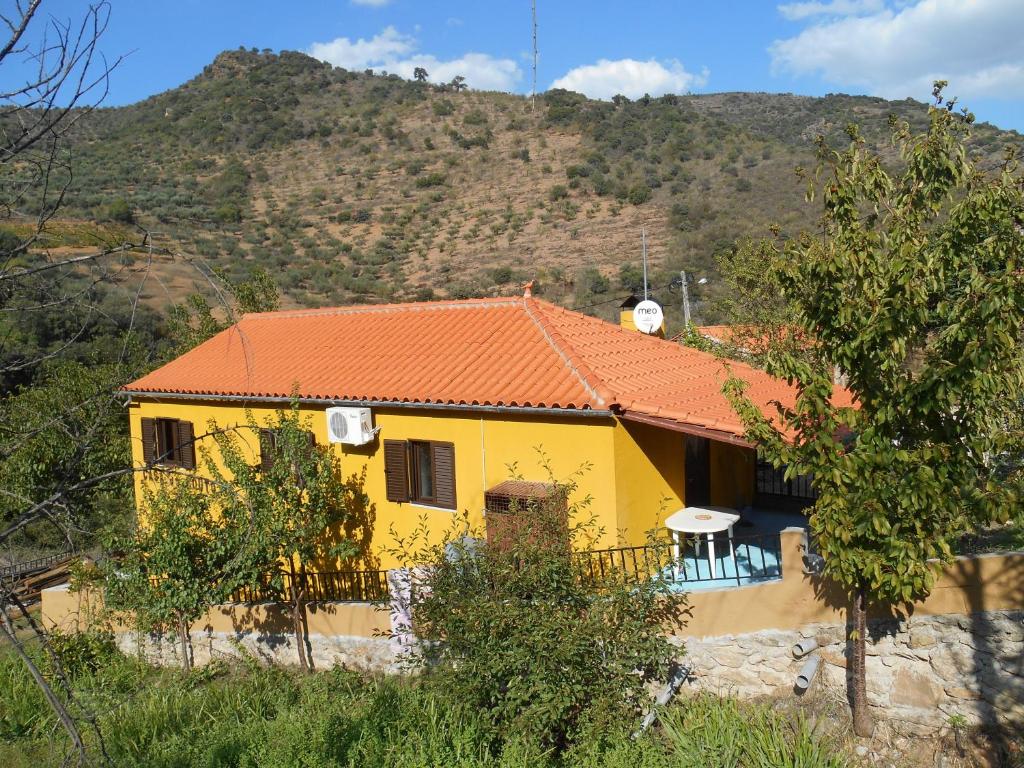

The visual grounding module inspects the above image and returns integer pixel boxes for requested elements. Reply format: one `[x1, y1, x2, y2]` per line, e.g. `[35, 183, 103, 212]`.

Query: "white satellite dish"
[632, 299, 664, 334]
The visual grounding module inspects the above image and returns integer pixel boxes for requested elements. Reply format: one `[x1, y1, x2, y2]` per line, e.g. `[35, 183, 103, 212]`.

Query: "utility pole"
[641, 227, 649, 300]
[531, 0, 538, 113]
[680, 270, 691, 326]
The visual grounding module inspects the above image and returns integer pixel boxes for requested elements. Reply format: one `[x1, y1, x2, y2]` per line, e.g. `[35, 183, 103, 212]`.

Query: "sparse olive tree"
[413, 66, 428, 83]
[726, 85, 1024, 736]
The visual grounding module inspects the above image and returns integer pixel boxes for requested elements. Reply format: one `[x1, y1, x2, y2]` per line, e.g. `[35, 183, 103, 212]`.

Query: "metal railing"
[0, 549, 76, 581]
[227, 568, 390, 604]
[575, 532, 784, 589]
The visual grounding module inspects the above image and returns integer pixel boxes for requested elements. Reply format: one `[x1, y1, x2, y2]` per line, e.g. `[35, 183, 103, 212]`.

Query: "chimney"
[619, 294, 665, 337]
[619, 295, 640, 331]
[523, 280, 534, 298]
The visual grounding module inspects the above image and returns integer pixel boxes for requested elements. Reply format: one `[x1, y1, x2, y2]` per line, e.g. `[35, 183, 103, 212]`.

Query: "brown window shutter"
[431, 442, 456, 510]
[141, 418, 156, 466]
[383, 440, 409, 503]
[306, 431, 316, 447]
[259, 428, 276, 471]
[177, 420, 196, 470]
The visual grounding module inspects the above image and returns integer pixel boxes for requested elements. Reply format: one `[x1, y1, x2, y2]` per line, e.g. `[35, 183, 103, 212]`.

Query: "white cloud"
[308, 26, 413, 71]
[777, 0, 883, 21]
[771, 0, 1024, 100]
[308, 27, 522, 91]
[550, 58, 708, 100]
[350, 0, 392, 7]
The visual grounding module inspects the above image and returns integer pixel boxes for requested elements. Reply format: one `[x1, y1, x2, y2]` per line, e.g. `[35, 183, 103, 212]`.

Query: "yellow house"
[123, 294, 810, 569]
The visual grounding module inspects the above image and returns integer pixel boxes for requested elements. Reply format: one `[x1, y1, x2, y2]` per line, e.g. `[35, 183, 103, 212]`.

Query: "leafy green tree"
[413, 66, 428, 82]
[698, 238, 814, 366]
[166, 267, 279, 353]
[0, 360, 134, 550]
[725, 86, 1024, 735]
[104, 197, 134, 224]
[449, 75, 467, 92]
[393, 466, 685, 753]
[210, 405, 360, 671]
[106, 476, 258, 672]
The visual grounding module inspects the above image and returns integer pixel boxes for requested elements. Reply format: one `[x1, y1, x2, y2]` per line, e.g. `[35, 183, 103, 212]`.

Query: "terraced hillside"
[30, 48, 1024, 327]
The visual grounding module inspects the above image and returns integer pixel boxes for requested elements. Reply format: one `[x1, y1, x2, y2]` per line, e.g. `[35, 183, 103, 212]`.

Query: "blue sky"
[13, 0, 1024, 131]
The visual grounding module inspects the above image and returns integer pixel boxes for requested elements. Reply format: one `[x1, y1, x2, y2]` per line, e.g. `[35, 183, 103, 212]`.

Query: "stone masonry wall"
[117, 629, 399, 674]
[678, 610, 1024, 733]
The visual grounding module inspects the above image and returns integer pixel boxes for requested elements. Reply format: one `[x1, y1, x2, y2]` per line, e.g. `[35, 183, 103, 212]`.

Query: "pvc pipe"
[795, 654, 821, 691]
[792, 638, 818, 658]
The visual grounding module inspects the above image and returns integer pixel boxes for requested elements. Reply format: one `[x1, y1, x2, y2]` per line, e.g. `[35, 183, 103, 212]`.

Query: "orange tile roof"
[126, 297, 850, 441]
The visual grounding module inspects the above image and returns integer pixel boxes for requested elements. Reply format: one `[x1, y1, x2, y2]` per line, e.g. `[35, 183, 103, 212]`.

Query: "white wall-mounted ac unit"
[325, 406, 377, 445]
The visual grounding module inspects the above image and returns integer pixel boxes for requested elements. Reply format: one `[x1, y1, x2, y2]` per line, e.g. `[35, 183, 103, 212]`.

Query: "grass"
[0, 637, 856, 768]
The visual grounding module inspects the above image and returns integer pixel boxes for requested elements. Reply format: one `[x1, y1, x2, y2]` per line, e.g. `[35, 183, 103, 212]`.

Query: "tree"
[166, 266, 279, 353]
[449, 74, 467, 92]
[210, 405, 359, 671]
[697, 238, 813, 366]
[725, 85, 1024, 736]
[413, 66, 428, 82]
[393, 465, 686, 753]
[105, 475, 257, 672]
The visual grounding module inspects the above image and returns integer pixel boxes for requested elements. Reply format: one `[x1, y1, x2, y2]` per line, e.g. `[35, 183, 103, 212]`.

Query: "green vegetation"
[18, 48, 1013, 326]
[0, 640, 853, 768]
[208, 405, 368, 671]
[725, 86, 1024, 735]
[106, 478, 260, 671]
[393, 468, 685, 753]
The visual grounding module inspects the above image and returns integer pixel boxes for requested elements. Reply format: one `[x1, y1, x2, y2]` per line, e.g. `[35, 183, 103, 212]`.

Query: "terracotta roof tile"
[125, 297, 852, 439]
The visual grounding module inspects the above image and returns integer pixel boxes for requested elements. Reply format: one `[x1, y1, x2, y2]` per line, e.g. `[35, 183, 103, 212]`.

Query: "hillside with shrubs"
[33, 47, 1023, 325]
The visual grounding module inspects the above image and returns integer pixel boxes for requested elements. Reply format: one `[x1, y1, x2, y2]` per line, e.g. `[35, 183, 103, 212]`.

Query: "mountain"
[45, 49, 1024, 328]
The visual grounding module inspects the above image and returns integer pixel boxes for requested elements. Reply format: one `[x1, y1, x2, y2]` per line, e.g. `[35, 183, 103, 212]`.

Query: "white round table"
[665, 506, 741, 579]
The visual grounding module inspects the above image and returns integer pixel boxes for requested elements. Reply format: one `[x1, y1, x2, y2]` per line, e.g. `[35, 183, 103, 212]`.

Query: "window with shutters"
[141, 417, 196, 469]
[383, 439, 456, 510]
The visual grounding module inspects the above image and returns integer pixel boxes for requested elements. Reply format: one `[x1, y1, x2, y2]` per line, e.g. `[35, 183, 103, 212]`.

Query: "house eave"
[118, 390, 616, 419]
[617, 410, 755, 448]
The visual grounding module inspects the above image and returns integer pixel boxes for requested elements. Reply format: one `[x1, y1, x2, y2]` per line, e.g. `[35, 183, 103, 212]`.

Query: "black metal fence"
[0, 549, 76, 581]
[227, 569, 390, 604]
[574, 532, 784, 589]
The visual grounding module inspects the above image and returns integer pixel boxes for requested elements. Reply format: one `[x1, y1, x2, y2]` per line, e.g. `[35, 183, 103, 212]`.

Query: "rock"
[891, 669, 943, 709]
[909, 626, 937, 649]
[944, 685, 982, 700]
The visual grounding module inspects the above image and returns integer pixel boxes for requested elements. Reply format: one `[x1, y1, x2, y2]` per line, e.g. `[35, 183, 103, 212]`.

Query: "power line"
[571, 279, 678, 312]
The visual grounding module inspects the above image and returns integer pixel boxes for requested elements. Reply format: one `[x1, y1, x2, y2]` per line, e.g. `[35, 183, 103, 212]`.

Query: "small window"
[410, 441, 435, 504]
[141, 417, 196, 469]
[383, 439, 456, 509]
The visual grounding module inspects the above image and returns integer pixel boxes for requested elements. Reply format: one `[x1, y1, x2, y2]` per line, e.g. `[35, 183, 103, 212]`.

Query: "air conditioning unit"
[325, 407, 377, 445]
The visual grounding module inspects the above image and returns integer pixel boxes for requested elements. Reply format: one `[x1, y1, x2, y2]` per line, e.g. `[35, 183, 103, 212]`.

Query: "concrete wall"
[43, 530, 1024, 732]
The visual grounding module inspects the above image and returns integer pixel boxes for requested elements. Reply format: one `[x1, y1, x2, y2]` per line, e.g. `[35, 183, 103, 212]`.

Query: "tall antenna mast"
[641, 227, 649, 300]
[531, 0, 538, 112]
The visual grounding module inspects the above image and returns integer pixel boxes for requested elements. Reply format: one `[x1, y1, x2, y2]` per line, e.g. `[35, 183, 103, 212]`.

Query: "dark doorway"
[685, 436, 711, 506]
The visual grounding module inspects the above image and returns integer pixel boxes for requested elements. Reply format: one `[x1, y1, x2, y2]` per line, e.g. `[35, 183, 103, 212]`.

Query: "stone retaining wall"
[678, 610, 1024, 732]
[117, 628, 398, 673]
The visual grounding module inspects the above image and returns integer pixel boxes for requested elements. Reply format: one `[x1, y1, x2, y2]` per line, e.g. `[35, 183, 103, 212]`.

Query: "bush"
[432, 99, 455, 117]
[415, 172, 447, 188]
[105, 197, 134, 223]
[394, 469, 685, 753]
[549, 184, 569, 201]
[627, 184, 652, 205]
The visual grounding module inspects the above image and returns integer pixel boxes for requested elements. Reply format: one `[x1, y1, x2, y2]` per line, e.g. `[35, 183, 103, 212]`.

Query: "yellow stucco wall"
[612, 419, 685, 545]
[130, 399, 627, 568]
[129, 398, 757, 566]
